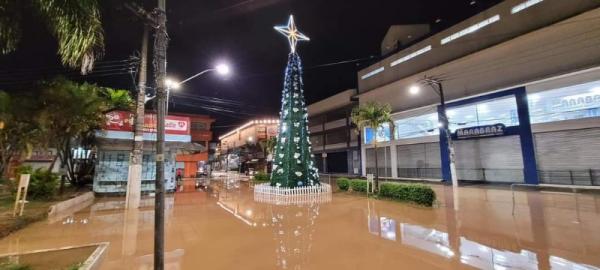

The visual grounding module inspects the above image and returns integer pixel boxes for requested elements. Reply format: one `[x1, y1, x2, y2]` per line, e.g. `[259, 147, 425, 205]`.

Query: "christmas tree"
[270, 16, 319, 188]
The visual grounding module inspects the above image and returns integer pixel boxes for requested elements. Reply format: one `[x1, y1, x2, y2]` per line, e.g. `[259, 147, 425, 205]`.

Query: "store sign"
[455, 123, 505, 140]
[105, 111, 190, 135]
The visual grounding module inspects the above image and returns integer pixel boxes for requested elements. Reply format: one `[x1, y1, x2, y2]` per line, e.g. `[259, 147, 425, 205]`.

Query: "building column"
[361, 145, 367, 177]
[390, 142, 398, 178]
[515, 87, 539, 184]
[438, 106, 452, 182]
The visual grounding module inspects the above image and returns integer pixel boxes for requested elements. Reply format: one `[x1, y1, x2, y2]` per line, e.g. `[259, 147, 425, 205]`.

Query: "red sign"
[105, 111, 190, 135]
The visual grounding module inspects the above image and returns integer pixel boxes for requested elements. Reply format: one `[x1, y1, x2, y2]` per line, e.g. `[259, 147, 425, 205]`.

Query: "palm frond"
[351, 101, 392, 135]
[34, 0, 104, 74]
[0, 0, 21, 54]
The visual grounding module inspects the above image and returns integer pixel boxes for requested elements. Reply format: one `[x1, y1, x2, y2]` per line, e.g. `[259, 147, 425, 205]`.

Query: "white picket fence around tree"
[253, 183, 332, 205]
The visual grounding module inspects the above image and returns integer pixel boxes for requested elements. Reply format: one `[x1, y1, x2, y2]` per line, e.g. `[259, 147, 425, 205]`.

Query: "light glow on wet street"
[1, 176, 599, 269]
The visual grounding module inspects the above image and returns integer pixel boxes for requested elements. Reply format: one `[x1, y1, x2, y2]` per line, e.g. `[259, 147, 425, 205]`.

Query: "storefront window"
[364, 123, 391, 144]
[447, 96, 519, 132]
[528, 80, 600, 124]
[394, 113, 439, 139]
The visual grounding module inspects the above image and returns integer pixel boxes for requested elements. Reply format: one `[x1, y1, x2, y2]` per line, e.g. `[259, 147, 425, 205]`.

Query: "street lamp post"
[152, 61, 230, 269]
[410, 77, 459, 189]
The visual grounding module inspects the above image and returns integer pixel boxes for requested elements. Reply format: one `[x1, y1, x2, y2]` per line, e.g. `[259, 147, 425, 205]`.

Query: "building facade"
[357, 0, 600, 185]
[218, 119, 279, 172]
[173, 113, 215, 178]
[307, 89, 361, 175]
[94, 110, 200, 194]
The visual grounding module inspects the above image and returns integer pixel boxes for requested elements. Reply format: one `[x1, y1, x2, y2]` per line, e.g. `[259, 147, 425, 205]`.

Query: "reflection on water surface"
[0, 176, 599, 270]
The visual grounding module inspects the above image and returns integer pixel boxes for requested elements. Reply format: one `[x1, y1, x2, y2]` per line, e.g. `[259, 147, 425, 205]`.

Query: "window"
[528, 80, 600, 124]
[441, 15, 500, 45]
[361, 67, 385, 80]
[364, 123, 391, 144]
[447, 96, 519, 132]
[191, 121, 208, 131]
[310, 135, 324, 147]
[326, 129, 348, 145]
[390, 45, 432, 67]
[394, 113, 439, 139]
[511, 0, 543, 14]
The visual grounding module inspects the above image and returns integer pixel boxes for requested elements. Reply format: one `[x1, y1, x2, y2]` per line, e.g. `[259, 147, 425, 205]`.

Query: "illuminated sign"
[455, 123, 505, 140]
[105, 111, 190, 135]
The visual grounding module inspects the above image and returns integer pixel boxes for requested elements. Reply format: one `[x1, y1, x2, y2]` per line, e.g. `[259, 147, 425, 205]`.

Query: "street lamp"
[409, 77, 459, 189]
[148, 62, 233, 108]
[171, 62, 232, 86]
[144, 63, 231, 104]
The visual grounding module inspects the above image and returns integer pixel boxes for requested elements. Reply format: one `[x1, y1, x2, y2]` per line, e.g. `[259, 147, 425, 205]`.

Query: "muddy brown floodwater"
[0, 178, 599, 270]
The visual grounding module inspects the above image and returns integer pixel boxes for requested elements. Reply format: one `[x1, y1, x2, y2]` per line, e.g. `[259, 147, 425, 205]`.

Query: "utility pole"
[125, 24, 149, 210]
[153, 0, 168, 268]
[421, 77, 458, 189]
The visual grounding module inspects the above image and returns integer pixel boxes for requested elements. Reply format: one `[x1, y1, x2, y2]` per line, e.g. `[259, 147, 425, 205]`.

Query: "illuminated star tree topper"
[274, 15, 310, 53]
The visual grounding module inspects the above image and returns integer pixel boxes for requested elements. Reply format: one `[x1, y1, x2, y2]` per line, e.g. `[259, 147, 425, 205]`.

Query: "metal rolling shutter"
[535, 128, 600, 170]
[366, 146, 392, 177]
[454, 136, 524, 182]
[535, 128, 600, 185]
[396, 143, 441, 179]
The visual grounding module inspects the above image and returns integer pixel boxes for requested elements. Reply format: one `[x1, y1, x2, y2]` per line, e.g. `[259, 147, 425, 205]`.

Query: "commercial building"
[93, 110, 205, 194]
[307, 89, 361, 175]
[356, 0, 600, 185]
[218, 118, 279, 172]
[173, 113, 215, 178]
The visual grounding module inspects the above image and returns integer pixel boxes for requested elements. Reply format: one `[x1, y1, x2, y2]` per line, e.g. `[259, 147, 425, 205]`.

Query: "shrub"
[15, 166, 59, 200]
[349, 179, 372, 193]
[253, 172, 270, 182]
[336, 177, 350, 191]
[379, 182, 436, 206]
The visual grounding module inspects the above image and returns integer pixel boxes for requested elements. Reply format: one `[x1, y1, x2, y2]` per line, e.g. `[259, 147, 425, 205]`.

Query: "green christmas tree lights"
[270, 16, 319, 188]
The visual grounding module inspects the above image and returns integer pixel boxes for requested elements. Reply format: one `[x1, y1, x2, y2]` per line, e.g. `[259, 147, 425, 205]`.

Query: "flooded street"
[1, 177, 599, 270]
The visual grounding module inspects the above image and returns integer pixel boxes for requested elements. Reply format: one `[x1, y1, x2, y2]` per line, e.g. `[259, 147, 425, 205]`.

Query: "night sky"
[0, 0, 501, 136]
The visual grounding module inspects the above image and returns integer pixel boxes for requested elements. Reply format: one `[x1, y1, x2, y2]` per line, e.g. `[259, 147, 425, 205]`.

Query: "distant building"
[356, 0, 600, 185]
[307, 89, 361, 175]
[172, 113, 215, 178]
[218, 119, 279, 172]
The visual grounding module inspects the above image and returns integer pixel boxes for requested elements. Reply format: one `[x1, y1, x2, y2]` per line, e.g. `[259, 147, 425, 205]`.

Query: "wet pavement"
[0, 177, 599, 270]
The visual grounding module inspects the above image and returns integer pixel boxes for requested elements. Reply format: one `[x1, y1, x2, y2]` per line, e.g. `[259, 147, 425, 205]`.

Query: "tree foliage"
[37, 77, 132, 186]
[0, 91, 43, 178]
[0, 78, 132, 186]
[0, 0, 104, 74]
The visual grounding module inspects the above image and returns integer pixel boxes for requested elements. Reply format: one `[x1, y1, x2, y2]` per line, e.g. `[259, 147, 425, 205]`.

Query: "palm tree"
[351, 102, 392, 192]
[0, 0, 104, 74]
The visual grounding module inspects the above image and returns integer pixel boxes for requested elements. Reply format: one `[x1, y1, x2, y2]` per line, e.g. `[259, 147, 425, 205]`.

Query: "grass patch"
[0, 262, 32, 270]
[0, 183, 81, 239]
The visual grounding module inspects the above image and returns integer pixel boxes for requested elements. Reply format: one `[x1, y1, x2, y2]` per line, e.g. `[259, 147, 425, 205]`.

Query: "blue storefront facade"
[438, 87, 538, 184]
[361, 67, 600, 186]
